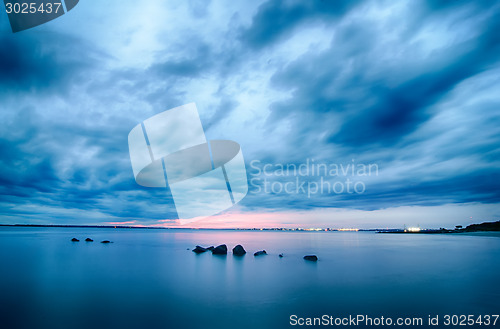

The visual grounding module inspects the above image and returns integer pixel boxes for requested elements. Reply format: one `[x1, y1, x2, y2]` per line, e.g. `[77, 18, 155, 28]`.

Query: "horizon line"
[0, 223, 472, 231]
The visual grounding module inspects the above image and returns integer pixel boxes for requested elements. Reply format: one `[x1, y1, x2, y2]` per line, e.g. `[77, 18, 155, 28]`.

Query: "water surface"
[0, 227, 498, 329]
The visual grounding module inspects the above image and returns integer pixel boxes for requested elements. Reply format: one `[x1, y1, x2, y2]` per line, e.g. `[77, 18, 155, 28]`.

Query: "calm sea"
[0, 227, 499, 329]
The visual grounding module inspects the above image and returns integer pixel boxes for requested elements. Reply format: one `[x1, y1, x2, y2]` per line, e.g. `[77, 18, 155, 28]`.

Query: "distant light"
[408, 227, 420, 232]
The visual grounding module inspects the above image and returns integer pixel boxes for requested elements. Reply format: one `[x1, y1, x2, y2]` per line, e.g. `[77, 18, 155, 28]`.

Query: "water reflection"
[0, 227, 498, 329]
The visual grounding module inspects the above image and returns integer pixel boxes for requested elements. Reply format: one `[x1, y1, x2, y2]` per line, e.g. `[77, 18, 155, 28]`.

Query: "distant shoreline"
[377, 220, 500, 234]
[0, 224, 170, 230]
[0, 220, 499, 233]
[0, 224, 374, 231]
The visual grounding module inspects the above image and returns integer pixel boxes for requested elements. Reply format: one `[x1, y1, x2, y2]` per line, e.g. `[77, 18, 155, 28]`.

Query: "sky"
[0, 0, 499, 229]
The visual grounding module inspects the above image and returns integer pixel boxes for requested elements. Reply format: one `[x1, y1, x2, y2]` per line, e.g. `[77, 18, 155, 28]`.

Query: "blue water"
[0, 227, 499, 329]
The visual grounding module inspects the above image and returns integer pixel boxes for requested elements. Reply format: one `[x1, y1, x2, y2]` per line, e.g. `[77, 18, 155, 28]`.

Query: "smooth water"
[0, 227, 499, 329]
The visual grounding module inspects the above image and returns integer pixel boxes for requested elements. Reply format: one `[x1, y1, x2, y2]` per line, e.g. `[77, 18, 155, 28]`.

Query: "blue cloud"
[240, 0, 362, 49]
[0, 0, 499, 225]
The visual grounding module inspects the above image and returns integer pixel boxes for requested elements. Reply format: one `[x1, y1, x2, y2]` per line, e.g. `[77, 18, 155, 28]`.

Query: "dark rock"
[71, 238, 79, 242]
[101, 240, 112, 244]
[192, 245, 208, 254]
[304, 255, 318, 261]
[207, 246, 215, 251]
[232, 245, 246, 256]
[278, 253, 284, 258]
[85, 238, 93, 242]
[212, 244, 228, 255]
[254, 250, 267, 256]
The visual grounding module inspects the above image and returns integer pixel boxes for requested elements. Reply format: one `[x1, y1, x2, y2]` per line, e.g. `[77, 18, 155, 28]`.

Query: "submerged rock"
[85, 238, 93, 242]
[303, 255, 318, 261]
[101, 240, 112, 244]
[278, 253, 284, 258]
[71, 238, 79, 242]
[192, 245, 208, 254]
[254, 250, 267, 256]
[232, 245, 246, 256]
[212, 244, 228, 255]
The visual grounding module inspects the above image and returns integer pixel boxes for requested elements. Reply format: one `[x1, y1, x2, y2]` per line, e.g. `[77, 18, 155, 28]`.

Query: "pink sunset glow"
[104, 203, 499, 230]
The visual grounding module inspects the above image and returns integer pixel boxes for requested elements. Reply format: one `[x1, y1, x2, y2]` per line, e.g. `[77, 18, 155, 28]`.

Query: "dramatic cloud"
[239, 0, 362, 49]
[0, 0, 498, 227]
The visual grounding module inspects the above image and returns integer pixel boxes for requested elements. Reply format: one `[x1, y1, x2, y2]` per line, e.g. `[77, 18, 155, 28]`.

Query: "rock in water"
[254, 250, 267, 256]
[303, 255, 318, 261]
[71, 238, 79, 242]
[207, 246, 215, 251]
[278, 253, 284, 258]
[232, 245, 246, 256]
[192, 246, 208, 254]
[85, 238, 93, 242]
[212, 244, 228, 255]
[101, 240, 112, 244]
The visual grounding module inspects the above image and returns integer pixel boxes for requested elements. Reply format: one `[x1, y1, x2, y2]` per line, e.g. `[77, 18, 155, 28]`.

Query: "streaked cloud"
[0, 0, 498, 227]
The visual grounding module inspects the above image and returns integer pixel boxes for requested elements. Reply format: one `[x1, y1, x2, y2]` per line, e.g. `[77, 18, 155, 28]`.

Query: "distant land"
[377, 220, 500, 234]
[0, 220, 499, 232]
[0, 224, 368, 231]
[463, 220, 500, 232]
